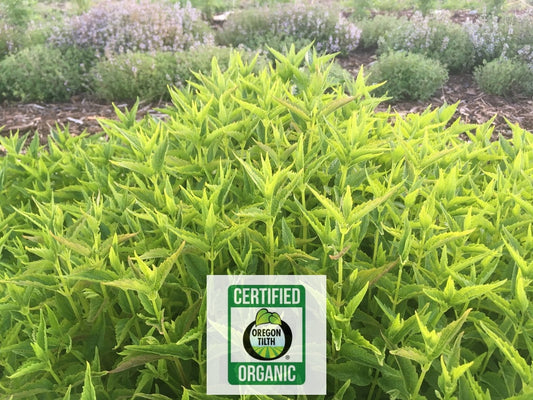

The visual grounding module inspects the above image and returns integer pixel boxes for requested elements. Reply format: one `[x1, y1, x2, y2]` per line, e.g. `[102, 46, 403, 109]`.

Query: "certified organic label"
[207, 276, 325, 395]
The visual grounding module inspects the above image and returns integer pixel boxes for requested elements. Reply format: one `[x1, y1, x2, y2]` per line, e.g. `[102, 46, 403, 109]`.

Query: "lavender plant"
[464, 15, 513, 64]
[49, 1, 214, 58]
[378, 12, 475, 73]
[465, 12, 533, 65]
[216, 3, 361, 55]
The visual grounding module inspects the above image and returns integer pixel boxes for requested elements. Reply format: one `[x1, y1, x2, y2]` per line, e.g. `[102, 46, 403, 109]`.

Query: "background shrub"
[0, 20, 16, 60]
[90, 46, 248, 101]
[427, 20, 474, 72]
[465, 13, 533, 66]
[500, 14, 533, 64]
[174, 0, 232, 20]
[415, 0, 435, 15]
[378, 12, 474, 73]
[474, 58, 533, 97]
[369, 51, 448, 101]
[49, 0, 214, 58]
[350, 0, 372, 20]
[0, 44, 82, 102]
[0, 11, 51, 60]
[216, 3, 361, 55]
[464, 15, 511, 65]
[356, 14, 410, 50]
[0, 0, 35, 27]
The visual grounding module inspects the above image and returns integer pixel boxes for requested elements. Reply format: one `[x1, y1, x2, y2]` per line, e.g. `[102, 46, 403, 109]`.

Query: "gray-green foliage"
[89, 46, 245, 101]
[378, 13, 475, 73]
[474, 58, 533, 97]
[356, 14, 410, 50]
[369, 50, 448, 100]
[1, 44, 533, 399]
[0, 44, 83, 101]
[0, 0, 35, 27]
[216, 3, 361, 55]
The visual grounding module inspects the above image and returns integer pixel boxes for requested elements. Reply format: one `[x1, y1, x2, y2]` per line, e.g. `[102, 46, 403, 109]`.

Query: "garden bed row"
[1, 1, 533, 104]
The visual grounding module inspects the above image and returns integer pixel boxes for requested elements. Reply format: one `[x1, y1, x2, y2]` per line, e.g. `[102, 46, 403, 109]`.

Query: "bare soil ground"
[1, 52, 532, 143]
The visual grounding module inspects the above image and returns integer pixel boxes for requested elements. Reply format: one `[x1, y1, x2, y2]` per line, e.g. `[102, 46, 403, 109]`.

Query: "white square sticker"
[207, 275, 326, 395]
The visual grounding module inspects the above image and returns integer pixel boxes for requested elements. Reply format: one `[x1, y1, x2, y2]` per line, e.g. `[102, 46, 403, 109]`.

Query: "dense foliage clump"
[0, 44, 84, 101]
[1, 46, 532, 399]
[49, 0, 214, 57]
[369, 50, 448, 100]
[89, 46, 247, 101]
[377, 12, 475, 73]
[474, 57, 533, 97]
[216, 3, 361, 55]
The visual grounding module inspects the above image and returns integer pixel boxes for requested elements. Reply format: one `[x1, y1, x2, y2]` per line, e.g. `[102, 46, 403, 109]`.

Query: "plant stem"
[413, 363, 431, 399]
[266, 218, 275, 275]
[336, 233, 345, 306]
[392, 263, 403, 314]
[301, 190, 308, 253]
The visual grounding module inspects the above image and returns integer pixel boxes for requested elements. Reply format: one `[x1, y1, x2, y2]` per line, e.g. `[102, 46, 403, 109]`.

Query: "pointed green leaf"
[390, 347, 429, 366]
[322, 96, 356, 117]
[154, 241, 185, 291]
[81, 362, 96, 400]
[332, 379, 352, 400]
[151, 136, 169, 173]
[344, 282, 368, 320]
[50, 232, 91, 257]
[478, 321, 531, 384]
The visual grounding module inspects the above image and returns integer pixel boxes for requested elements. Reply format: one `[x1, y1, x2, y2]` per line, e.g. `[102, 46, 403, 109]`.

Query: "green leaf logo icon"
[269, 312, 281, 325]
[254, 308, 281, 326]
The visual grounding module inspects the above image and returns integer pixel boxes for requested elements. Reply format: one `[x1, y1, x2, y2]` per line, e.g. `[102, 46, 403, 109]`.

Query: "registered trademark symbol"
[285, 355, 290, 360]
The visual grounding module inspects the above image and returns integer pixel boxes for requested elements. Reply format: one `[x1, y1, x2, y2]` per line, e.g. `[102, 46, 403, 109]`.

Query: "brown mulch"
[0, 97, 170, 145]
[1, 52, 532, 144]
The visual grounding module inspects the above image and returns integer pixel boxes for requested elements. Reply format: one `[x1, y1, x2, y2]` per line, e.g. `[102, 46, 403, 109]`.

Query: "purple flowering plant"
[49, 1, 214, 58]
[377, 11, 474, 73]
[216, 3, 361, 55]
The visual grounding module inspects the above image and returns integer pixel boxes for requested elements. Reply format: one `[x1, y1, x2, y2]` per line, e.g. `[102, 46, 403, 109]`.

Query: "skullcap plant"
[0, 44, 532, 399]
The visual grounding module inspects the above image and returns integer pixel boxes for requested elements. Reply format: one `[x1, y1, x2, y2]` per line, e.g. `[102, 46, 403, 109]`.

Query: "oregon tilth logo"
[206, 275, 326, 395]
[243, 308, 292, 361]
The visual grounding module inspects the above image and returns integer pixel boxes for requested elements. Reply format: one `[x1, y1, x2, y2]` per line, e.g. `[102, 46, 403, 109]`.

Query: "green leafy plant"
[89, 46, 252, 101]
[369, 50, 448, 100]
[357, 14, 410, 50]
[378, 14, 475, 73]
[0, 44, 83, 101]
[474, 57, 533, 97]
[0, 44, 533, 400]
[216, 3, 361, 55]
[0, 0, 35, 27]
[415, 0, 436, 15]
[485, 0, 506, 15]
[351, 0, 373, 20]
